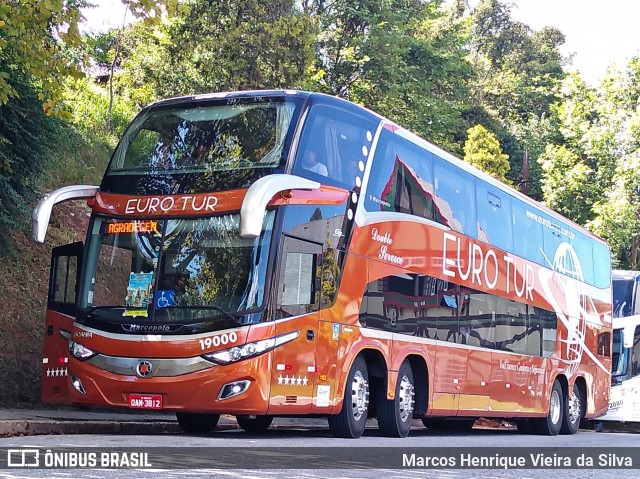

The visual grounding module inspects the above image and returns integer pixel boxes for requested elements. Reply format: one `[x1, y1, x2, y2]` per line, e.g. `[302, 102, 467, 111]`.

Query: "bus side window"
[632, 326, 640, 377]
[277, 237, 322, 318]
[597, 331, 611, 357]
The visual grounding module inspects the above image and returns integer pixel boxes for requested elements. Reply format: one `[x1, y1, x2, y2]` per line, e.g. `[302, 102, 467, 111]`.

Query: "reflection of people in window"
[151, 135, 173, 168]
[302, 150, 328, 176]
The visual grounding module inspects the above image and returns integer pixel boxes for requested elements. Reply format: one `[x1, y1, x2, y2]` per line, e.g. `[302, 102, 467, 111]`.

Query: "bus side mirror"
[32, 185, 99, 243]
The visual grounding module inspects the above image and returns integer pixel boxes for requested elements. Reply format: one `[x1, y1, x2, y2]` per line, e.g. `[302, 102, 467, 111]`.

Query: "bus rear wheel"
[377, 360, 415, 437]
[328, 356, 369, 438]
[176, 412, 220, 434]
[560, 383, 583, 435]
[533, 379, 563, 436]
[236, 415, 273, 433]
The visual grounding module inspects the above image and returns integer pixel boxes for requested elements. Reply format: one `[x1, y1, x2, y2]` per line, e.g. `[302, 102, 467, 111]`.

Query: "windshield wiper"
[83, 305, 124, 316]
[207, 305, 242, 324]
[164, 305, 243, 324]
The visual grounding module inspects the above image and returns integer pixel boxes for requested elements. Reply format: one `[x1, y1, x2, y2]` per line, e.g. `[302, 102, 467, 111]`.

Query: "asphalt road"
[1, 420, 639, 478]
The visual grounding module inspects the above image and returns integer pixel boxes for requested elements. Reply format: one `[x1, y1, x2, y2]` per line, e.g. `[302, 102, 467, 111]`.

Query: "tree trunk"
[631, 236, 639, 270]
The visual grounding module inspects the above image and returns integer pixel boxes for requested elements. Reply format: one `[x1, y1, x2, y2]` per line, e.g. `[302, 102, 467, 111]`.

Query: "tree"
[589, 156, 640, 269]
[306, 0, 473, 152]
[0, 0, 177, 113]
[465, 0, 567, 193]
[463, 124, 510, 184]
[538, 144, 597, 225]
[121, 0, 317, 100]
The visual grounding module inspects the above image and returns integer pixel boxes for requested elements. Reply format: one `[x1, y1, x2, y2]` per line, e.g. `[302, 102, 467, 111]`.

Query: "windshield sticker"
[124, 272, 154, 317]
[155, 290, 175, 309]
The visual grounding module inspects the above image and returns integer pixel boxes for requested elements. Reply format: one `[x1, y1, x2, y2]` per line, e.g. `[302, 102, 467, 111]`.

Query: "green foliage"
[0, 0, 86, 113]
[465, 0, 567, 196]
[0, 75, 59, 241]
[463, 124, 510, 184]
[588, 156, 640, 269]
[0, 0, 179, 113]
[115, 0, 317, 103]
[308, 0, 473, 152]
[61, 77, 136, 148]
[538, 144, 600, 225]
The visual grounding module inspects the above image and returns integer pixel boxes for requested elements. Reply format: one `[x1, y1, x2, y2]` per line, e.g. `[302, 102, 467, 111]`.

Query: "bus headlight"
[202, 330, 299, 365]
[69, 341, 98, 361]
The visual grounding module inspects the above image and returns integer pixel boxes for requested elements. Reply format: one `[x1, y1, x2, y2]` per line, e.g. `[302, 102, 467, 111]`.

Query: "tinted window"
[632, 326, 640, 378]
[571, 232, 595, 287]
[529, 307, 557, 357]
[459, 287, 494, 348]
[613, 279, 635, 318]
[102, 96, 302, 195]
[434, 159, 476, 236]
[476, 183, 513, 251]
[364, 129, 440, 221]
[593, 242, 612, 290]
[277, 237, 321, 318]
[293, 104, 377, 191]
[360, 273, 457, 339]
[493, 297, 528, 354]
[512, 200, 545, 266]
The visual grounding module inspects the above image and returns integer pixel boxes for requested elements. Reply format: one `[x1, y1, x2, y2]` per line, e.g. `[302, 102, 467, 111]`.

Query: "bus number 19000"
[199, 332, 238, 350]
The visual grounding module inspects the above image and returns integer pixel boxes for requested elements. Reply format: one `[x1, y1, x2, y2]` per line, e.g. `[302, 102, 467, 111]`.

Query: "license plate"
[129, 393, 162, 410]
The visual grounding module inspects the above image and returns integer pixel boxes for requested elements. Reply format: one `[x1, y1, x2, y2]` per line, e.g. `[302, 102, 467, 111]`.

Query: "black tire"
[176, 412, 220, 434]
[236, 415, 273, 433]
[421, 418, 475, 431]
[328, 356, 369, 438]
[533, 379, 563, 436]
[560, 383, 584, 435]
[377, 360, 415, 438]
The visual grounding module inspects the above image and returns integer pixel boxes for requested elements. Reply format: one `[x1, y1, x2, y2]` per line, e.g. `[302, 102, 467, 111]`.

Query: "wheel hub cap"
[398, 374, 415, 422]
[351, 371, 369, 421]
[568, 392, 581, 423]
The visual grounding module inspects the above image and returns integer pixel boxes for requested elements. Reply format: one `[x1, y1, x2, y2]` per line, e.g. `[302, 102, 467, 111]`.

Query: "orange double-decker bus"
[33, 90, 612, 438]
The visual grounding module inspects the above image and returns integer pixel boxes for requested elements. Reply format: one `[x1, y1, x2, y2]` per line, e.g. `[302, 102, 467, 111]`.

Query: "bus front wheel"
[328, 356, 369, 438]
[377, 360, 415, 437]
[534, 379, 563, 436]
[176, 412, 220, 434]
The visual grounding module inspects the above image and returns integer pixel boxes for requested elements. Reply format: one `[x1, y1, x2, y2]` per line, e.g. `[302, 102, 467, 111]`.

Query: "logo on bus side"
[371, 228, 405, 265]
[125, 194, 219, 215]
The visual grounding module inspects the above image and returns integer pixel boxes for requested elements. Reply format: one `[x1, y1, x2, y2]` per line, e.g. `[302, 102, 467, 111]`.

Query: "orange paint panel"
[93, 190, 245, 217]
[68, 351, 272, 414]
[41, 310, 74, 405]
[270, 185, 350, 206]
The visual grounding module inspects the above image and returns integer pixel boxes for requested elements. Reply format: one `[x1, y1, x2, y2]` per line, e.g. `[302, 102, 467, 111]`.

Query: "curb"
[0, 418, 330, 438]
[0, 420, 182, 437]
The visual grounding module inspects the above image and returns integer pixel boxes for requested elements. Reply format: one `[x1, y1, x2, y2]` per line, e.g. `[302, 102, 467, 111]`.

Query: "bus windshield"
[613, 278, 635, 317]
[102, 98, 300, 195]
[79, 212, 275, 325]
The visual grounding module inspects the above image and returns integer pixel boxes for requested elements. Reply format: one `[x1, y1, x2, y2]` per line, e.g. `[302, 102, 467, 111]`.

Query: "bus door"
[269, 236, 322, 414]
[41, 242, 83, 404]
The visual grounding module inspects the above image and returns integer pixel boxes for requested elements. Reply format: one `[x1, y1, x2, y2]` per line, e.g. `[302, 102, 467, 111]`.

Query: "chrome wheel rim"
[398, 374, 415, 423]
[568, 390, 581, 424]
[351, 370, 369, 421]
[550, 389, 561, 424]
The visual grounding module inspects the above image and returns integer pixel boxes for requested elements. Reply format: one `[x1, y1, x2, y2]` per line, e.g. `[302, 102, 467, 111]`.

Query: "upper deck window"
[292, 104, 378, 191]
[102, 97, 302, 195]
